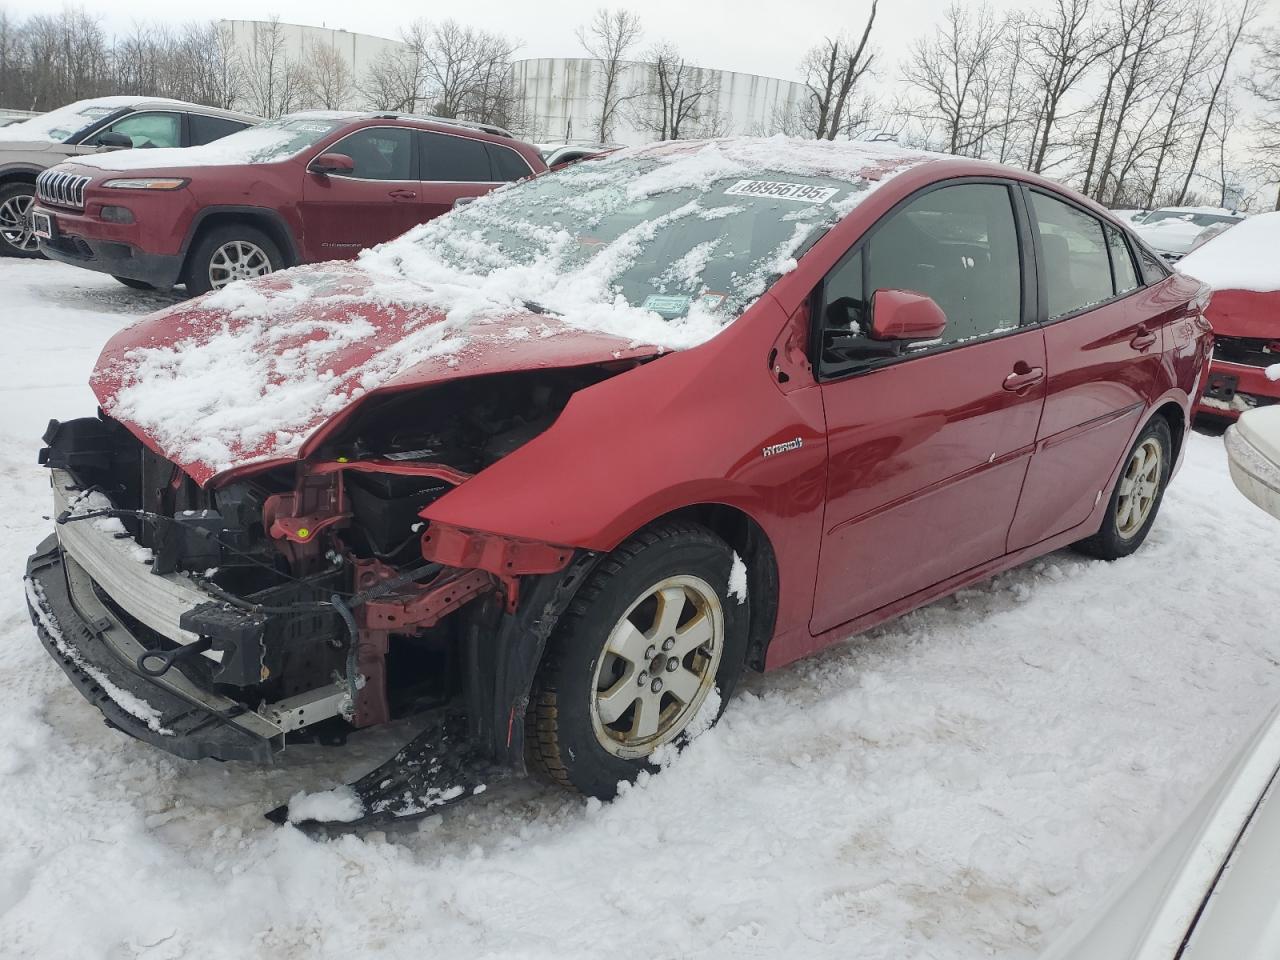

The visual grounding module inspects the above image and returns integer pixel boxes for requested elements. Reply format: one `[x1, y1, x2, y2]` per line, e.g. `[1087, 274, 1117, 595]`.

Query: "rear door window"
[1030, 192, 1114, 320]
[190, 113, 251, 146]
[420, 131, 493, 182]
[329, 127, 414, 181]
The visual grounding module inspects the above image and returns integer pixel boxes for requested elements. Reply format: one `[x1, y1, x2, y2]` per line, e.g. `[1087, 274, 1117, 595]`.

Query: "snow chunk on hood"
[1178, 212, 1280, 292]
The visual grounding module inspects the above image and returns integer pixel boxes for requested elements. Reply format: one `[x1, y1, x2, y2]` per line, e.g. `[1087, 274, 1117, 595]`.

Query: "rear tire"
[183, 223, 283, 296]
[113, 275, 154, 290]
[1073, 416, 1173, 560]
[526, 521, 748, 799]
[0, 183, 42, 258]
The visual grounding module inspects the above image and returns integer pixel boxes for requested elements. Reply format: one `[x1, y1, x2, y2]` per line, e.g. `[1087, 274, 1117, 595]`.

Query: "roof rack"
[370, 113, 514, 140]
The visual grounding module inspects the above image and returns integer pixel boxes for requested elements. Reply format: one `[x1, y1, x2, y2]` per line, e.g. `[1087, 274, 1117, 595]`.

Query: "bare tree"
[1022, 0, 1111, 173]
[243, 16, 301, 118]
[632, 41, 720, 140]
[577, 8, 642, 142]
[300, 40, 353, 110]
[1085, 0, 1187, 203]
[1245, 28, 1280, 208]
[1145, 2, 1214, 206]
[902, 3, 1010, 156]
[799, 1, 878, 140]
[1177, 0, 1262, 203]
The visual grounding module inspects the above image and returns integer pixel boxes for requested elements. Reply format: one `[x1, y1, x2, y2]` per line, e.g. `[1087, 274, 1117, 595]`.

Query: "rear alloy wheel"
[1074, 416, 1173, 560]
[184, 223, 283, 295]
[0, 184, 41, 258]
[527, 522, 748, 799]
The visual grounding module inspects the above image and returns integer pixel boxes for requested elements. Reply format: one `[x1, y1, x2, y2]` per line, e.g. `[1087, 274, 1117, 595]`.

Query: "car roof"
[131, 100, 261, 124]
[293, 110, 521, 141]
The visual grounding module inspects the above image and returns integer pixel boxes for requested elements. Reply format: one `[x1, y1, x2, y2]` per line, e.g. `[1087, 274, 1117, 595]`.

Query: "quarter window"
[330, 128, 414, 181]
[1031, 192, 1114, 320]
[818, 183, 1023, 375]
[487, 143, 531, 182]
[105, 112, 181, 149]
[421, 131, 491, 182]
[1107, 225, 1140, 295]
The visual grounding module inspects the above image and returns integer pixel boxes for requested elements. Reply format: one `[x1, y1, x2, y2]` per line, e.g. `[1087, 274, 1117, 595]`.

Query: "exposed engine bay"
[29, 365, 630, 824]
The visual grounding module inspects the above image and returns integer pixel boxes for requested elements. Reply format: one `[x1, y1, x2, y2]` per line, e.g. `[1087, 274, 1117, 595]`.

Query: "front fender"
[421, 310, 827, 555]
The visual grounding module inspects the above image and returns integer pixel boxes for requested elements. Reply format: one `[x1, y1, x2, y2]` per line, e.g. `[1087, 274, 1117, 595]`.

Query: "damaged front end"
[24, 368, 617, 827]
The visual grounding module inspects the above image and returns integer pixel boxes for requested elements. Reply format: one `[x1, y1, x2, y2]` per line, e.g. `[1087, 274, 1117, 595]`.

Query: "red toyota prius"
[25, 138, 1212, 826]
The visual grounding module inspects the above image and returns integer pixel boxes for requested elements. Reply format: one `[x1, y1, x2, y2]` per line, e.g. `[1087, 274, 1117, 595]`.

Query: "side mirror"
[308, 153, 355, 176]
[93, 131, 133, 150]
[869, 288, 947, 342]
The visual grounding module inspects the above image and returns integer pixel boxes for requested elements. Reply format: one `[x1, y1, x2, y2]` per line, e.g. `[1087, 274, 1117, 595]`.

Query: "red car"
[31, 112, 546, 293]
[24, 139, 1211, 826]
[1177, 213, 1280, 421]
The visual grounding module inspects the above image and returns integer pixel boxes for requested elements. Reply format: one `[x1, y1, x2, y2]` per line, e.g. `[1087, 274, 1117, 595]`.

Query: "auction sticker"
[724, 180, 839, 203]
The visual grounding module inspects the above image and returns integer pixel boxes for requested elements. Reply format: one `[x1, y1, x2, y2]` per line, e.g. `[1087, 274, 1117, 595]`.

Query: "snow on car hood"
[1179, 212, 1279, 293]
[90, 263, 662, 486]
[91, 137, 931, 485]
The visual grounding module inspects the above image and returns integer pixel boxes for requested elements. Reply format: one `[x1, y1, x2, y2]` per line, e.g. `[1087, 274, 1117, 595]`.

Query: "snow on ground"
[1, 259, 1278, 960]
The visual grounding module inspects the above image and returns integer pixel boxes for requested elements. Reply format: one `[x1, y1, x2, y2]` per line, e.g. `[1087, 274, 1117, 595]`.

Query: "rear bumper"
[25, 534, 283, 762]
[1195, 359, 1280, 422]
[33, 203, 184, 287]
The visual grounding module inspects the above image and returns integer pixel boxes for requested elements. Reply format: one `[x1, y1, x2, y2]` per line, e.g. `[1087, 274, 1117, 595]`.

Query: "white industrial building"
[511, 58, 807, 146]
[221, 20, 403, 94]
[219, 21, 807, 145]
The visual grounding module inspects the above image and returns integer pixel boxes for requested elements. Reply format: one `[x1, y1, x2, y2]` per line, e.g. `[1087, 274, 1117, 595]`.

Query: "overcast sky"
[2, 0, 1024, 84]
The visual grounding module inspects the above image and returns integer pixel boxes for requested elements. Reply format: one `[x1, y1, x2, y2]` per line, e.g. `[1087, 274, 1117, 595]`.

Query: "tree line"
[1, 3, 1278, 208]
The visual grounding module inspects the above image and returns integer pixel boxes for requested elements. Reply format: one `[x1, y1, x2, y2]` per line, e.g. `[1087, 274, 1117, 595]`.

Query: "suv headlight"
[101, 178, 188, 190]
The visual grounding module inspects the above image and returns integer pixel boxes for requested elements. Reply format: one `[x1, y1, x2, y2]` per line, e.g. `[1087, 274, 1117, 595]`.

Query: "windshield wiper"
[521, 299, 560, 316]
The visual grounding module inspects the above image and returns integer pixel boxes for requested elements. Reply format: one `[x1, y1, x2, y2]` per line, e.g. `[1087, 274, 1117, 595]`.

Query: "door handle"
[388, 188, 417, 200]
[1003, 364, 1045, 392]
[1130, 326, 1157, 351]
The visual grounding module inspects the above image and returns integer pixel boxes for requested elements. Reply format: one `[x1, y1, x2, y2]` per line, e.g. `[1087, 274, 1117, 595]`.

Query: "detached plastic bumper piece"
[268, 710, 512, 829]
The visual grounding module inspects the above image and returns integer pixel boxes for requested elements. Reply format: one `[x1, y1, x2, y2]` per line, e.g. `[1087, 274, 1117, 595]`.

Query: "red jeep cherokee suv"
[32, 112, 546, 293]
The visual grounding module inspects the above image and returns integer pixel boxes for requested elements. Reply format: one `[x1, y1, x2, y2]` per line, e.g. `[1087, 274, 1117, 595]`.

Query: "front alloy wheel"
[591, 575, 724, 760]
[208, 240, 273, 290]
[0, 185, 40, 256]
[527, 521, 749, 799]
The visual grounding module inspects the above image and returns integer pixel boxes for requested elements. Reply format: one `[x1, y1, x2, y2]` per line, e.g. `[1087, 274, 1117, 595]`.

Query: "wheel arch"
[639, 502, 780, 672]
[1151, 398, 1187, 465]
[181, 206, 300, 274]
[0, 167, 41, 187]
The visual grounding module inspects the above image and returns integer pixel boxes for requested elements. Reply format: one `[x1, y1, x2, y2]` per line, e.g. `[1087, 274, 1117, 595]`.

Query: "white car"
[1042, 407, 1280, 960]
[1133, 206, 1244, 262]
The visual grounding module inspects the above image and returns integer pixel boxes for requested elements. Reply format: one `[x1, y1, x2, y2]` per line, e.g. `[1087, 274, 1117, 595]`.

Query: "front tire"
[183, 223, 282, 296]
[526, 521, 748, 799]
[0, 183, 42, 258]
[1073, 416, 1173, 560]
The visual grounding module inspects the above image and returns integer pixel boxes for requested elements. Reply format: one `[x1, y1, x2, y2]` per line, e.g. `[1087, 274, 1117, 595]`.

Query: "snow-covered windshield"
[77, 114, 348, 172]
[362, 138, 931, 343]
[0, 97, 150, 143]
